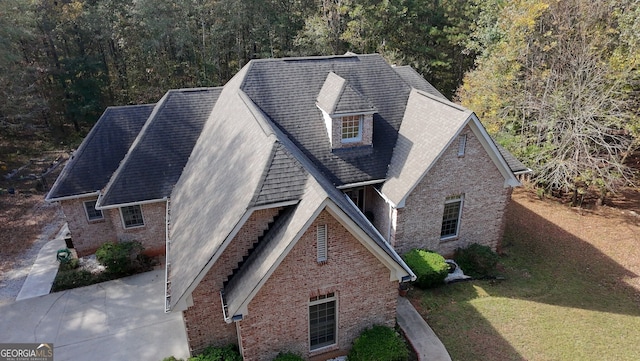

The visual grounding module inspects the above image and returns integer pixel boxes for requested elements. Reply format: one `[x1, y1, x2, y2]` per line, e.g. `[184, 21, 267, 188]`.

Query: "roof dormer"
[316, 72, 376, 149]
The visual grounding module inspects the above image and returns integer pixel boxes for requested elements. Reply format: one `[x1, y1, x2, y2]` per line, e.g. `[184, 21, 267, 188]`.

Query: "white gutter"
[45, 191, 100, 203]
[95, 197, 167, 210]
[336, 179, 386, 190]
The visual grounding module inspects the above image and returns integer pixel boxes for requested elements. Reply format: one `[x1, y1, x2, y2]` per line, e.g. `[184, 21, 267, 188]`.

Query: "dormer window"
[341, 115, 363, 142]
[316, 72, 377, 150]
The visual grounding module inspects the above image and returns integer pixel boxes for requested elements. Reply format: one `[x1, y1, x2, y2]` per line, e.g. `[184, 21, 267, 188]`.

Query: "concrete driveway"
[0, 269, 189, 361]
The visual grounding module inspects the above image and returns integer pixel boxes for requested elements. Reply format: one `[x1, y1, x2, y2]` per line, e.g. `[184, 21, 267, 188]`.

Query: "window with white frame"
[317, 224, 328, 263]
[457, 134, 467, 157]
[440, 195, 463, 239]
[341, 115, 362, 142]
[309, 292, 336, 350]
[120, 205, 144, 228]
[84, 200, 103, 221]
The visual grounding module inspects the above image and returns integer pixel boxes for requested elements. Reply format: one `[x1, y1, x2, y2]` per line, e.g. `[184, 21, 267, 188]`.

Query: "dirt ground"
[0, 150, 68, 275]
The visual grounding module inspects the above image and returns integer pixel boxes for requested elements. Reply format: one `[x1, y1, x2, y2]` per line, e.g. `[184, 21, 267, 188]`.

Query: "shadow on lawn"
[409, 193, 640, 361]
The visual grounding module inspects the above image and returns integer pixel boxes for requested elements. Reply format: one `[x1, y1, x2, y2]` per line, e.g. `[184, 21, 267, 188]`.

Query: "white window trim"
[83, 200, 104, 221]
[317, 224, 328, 263]
[440, 195, 464, 240]
[457, 134, 467, 157]
[120, 205, 145, 229]
[309, 292, 338, 352]
[340, 115, 363, 143]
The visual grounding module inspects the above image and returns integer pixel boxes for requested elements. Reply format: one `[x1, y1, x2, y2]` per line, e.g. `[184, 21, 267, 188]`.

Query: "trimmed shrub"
[402, 249, 449, 289]
[348, 325, 409, 361]
[52, 269, 108, 292]
[189, 344, 242, 361]
[272, 352, 304, 361]
[454, 243, 499, 278]
[95, 241, 147, 276]
[59, 258, 79, 272]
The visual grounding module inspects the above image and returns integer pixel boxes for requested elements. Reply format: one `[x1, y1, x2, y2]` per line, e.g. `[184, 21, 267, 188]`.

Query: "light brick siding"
[394, 126, 512, 256]
[61, 198, 117, 257]
[183, 208, 281, 355]
[60, 199, 167, 257]
[331, 114, 373, 149]
[237, 210, 397, 361]
[107, 202, 167, 256]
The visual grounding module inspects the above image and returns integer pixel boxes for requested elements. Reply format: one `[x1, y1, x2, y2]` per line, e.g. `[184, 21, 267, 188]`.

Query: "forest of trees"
[1, 0, 638, 200]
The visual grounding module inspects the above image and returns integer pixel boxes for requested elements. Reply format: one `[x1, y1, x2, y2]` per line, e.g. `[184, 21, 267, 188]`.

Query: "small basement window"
[120, 205, 144, 228]
[84, 200, 103, 221]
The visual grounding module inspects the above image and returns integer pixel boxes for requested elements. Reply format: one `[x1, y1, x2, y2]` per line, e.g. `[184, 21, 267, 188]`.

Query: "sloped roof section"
[98, 88, 222, 207]
[495, 143, 531, 174]
[382, 89, 472, 206]
[252, 143, 308, 207]
[316, 71, 377, 115]
[222, 123, 415, 319]
[393, 65, 446, 99]
[167, 67, 281, 310]
[241, 54, 412, 186]
[46, 104, 153, 200]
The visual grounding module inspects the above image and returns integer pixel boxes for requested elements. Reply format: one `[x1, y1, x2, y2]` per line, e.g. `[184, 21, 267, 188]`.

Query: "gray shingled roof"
[168, 67, 285, 310]
[393, 65, 447, 99]
[46, 104, 154, 200]
[382, 89, 472, 206]
[316, 72, 377, 115]
[98, 88, 222, 207]
[241, 54, 412, 186]
[495, 143, 531, 174]
[168, 63, 415, 310]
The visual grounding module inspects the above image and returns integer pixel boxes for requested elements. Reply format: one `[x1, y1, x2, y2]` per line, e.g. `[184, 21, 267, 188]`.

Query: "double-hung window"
[309, 292, 337, 350]
[341, 115, 363, 143]
[440, 195, 463, 239]
[84, 200, 103, 221]
[120, 205, 144, 228]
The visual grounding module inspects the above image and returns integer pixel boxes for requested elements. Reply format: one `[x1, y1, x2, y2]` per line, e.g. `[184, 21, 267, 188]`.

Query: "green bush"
[272, 352, 304, 361]
[454, 243, 499, 278]
[95, 241, 148, 276]
[189, 344, 242, 361]
[59, 258, 79, 271]
[52, 269, 108, 292]
[402, 249, 449, 289]
[348, 325, 409, 361]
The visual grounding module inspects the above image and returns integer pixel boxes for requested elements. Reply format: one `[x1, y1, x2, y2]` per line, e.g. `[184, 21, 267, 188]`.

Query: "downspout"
[164, 198, 171, 313]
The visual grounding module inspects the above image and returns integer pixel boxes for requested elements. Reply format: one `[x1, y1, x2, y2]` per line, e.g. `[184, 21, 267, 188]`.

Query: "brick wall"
[61, 197, 117, 257]
[182, 208, 281, 355]
[60, 199, 168, 257]
[394, 125, 512, 256]
[106, 202, 167, 256]
[237, 209, 397, 361]
[330, 114, 373, 149]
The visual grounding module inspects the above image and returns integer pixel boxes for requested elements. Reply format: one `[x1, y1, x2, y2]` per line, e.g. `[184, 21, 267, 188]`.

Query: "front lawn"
[409, 190, 640, 360]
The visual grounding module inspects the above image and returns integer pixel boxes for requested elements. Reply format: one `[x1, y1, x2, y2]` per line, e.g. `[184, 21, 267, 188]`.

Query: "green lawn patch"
[409, 197, 640, 361]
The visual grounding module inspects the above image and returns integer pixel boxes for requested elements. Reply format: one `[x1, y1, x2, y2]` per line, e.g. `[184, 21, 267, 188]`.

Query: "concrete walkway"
[16, 223, 68, 301]
[0, 270, 189, 361]
[397, 296, 452, 361]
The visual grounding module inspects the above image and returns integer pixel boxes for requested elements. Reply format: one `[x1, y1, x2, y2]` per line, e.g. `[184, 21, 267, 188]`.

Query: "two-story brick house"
[47, 53, 529, 360]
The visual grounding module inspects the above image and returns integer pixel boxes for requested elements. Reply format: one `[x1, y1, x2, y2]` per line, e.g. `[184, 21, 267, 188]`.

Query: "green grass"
[411, 212, 640, 360]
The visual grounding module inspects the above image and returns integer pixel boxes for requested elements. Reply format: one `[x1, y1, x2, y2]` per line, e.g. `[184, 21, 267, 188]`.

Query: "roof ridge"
[413, 88, 468, 112]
